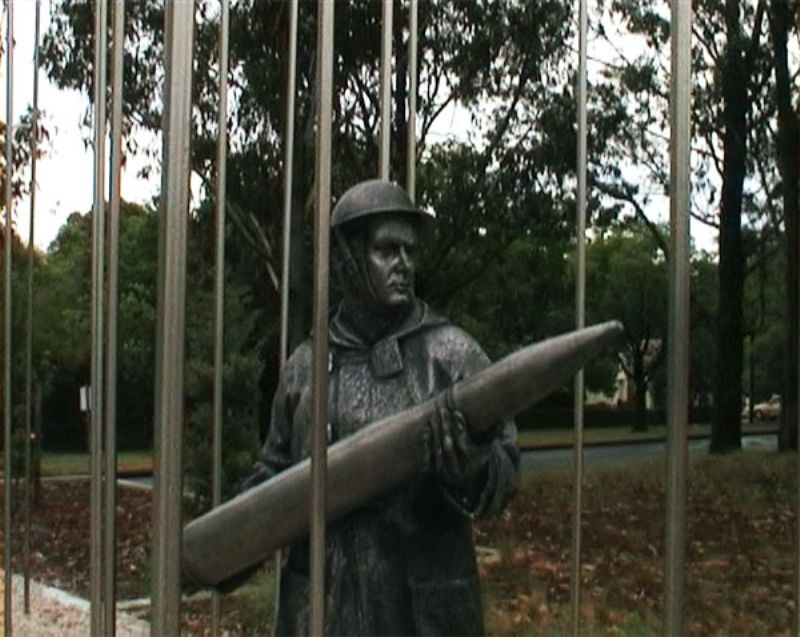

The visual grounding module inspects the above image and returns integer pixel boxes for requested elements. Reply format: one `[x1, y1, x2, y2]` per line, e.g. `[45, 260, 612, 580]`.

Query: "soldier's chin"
[382, 291, 413, 312]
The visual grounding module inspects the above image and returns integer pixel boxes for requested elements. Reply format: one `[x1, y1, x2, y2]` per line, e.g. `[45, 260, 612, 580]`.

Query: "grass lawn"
[36, 450, 153, 476]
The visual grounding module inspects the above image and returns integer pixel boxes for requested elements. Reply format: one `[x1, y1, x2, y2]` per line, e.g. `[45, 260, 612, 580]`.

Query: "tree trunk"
[632, 356, 648, 432]
[770, 0, 799, 451]
[711, 0, 750, 453]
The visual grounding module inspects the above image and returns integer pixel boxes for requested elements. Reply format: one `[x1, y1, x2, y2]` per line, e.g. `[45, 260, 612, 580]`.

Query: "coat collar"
[328, 300, 447, 378]
[329, 300, 444, 349]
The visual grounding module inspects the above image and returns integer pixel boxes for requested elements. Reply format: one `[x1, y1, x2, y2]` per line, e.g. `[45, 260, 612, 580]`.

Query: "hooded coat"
[244, 299, 519, 636]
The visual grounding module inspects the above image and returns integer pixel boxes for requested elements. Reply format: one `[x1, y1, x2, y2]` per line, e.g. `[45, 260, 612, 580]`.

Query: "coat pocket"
[411, 576, 483, 636]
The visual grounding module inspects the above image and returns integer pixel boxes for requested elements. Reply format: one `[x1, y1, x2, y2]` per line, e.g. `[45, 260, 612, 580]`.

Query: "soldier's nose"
[398, 246, 412, 268]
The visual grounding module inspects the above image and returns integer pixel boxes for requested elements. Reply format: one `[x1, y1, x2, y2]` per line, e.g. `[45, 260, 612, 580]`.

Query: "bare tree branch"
[591, 177, 669, 255]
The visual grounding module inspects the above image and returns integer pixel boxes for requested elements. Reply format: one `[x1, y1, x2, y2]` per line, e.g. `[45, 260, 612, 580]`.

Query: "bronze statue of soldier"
[241, 179, 520, 636]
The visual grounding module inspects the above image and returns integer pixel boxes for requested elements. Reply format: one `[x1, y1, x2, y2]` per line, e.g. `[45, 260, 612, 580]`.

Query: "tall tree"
[43, 0, 623, 409]
[768, 0, 799, 450]
[711, 0, 767, 452]
[600, 0, 771, 451]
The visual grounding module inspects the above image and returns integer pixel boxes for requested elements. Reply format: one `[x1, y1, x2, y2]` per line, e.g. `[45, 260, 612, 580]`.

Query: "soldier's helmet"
[331, 179, 434, 230]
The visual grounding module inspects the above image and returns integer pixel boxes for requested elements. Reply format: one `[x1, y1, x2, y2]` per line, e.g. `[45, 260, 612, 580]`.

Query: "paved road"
[520, 433, 778, 471]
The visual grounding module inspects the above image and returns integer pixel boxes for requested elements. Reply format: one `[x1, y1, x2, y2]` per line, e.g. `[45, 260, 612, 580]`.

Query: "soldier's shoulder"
[417, 321, 488, 361]
[421, 321, 476, 342]
[282, 340, 314, 381]
[286, 339, 313, 363]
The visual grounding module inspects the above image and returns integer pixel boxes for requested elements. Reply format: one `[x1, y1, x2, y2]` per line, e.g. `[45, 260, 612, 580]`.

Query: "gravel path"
[1, 570, 151, 636]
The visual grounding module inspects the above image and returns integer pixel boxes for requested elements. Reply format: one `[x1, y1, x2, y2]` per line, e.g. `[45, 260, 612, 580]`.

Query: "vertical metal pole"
[280, 0, 298, 367]
[569, 1, 588, 634]
[792, 225, 800, 635]
[90, 0, 108, 633]
[103, 1, 124, 634]
[310, 0, 334, 633]
[663, 1, 692, 635]
[151, 2, 194, 634]
[276, 1, 298, 622]
[405, 0, 418, 201]
[795, 45, 800, 633]
[3, 1, 13, 634]
[22, 0, 41, 617]
[210, 0, 229, 634]
[379, 0, 392, 179]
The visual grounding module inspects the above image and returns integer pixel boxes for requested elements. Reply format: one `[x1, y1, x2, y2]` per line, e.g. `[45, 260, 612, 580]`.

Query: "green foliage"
[415, 137, 577, 361]
[1, 225, 47, 443]
[0, 107, 50, 203]
[183, 269, 264, 513]
[39, 0, 619, 357]
[688, 252, 718, 409]
[587, 222, 667, 427]
[225, 564, 277, 632]
[33, 205, 157, 448]
[36, 0, 786, 458]
[587, 224, 667, 337]
[27, 200, 265, 492]
[742, 244, 788, 404]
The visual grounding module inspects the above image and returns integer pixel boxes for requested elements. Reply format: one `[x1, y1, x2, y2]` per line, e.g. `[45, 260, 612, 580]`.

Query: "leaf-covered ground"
[0, 451, 797, 635]
[478, 452, 796, 636]
[1, 480, 151, 600]
[0, 480, 265, 634]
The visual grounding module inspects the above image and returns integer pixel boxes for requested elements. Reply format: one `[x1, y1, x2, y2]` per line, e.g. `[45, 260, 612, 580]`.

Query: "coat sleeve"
[434, 328, 520, 519]
[239, 344, 306, 492]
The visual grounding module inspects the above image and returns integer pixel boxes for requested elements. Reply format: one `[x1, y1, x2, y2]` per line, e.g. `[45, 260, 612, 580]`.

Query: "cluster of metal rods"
[2, 1, 792, 636]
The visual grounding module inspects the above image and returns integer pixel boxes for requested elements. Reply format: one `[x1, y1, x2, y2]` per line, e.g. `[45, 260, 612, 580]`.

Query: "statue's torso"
[275, 322, 489, 636]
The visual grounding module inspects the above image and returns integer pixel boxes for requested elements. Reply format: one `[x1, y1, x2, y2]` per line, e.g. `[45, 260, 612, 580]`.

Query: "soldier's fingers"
[451, 412, 471, 465]
[429, 410, 444, 474]
[452, 409, 468, 434]
[440, 409, 460, 479]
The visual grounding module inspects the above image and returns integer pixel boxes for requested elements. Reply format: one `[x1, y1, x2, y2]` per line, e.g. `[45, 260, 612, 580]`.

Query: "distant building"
[586, 339, 661, 409]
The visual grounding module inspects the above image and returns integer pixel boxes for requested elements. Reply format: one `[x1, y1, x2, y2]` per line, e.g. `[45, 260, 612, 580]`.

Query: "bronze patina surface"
[182, 180, 622, 636]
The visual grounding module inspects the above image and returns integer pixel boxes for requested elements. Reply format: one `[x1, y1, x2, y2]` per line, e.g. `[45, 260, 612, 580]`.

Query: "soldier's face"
[365, 216, 418, 311]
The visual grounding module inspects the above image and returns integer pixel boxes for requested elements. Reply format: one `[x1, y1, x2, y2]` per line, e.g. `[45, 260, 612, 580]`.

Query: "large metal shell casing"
[183, 321, 623, 587]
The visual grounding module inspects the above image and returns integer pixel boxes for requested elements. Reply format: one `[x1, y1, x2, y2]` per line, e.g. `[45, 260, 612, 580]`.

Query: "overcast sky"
[5, 1, 158, 251]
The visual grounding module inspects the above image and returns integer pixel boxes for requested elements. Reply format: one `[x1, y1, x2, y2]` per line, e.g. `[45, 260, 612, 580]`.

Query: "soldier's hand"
[426, 404, 489, 487]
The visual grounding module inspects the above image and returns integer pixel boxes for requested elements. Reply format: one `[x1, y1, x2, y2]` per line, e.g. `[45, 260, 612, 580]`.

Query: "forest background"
[0, 0, 796, 506]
